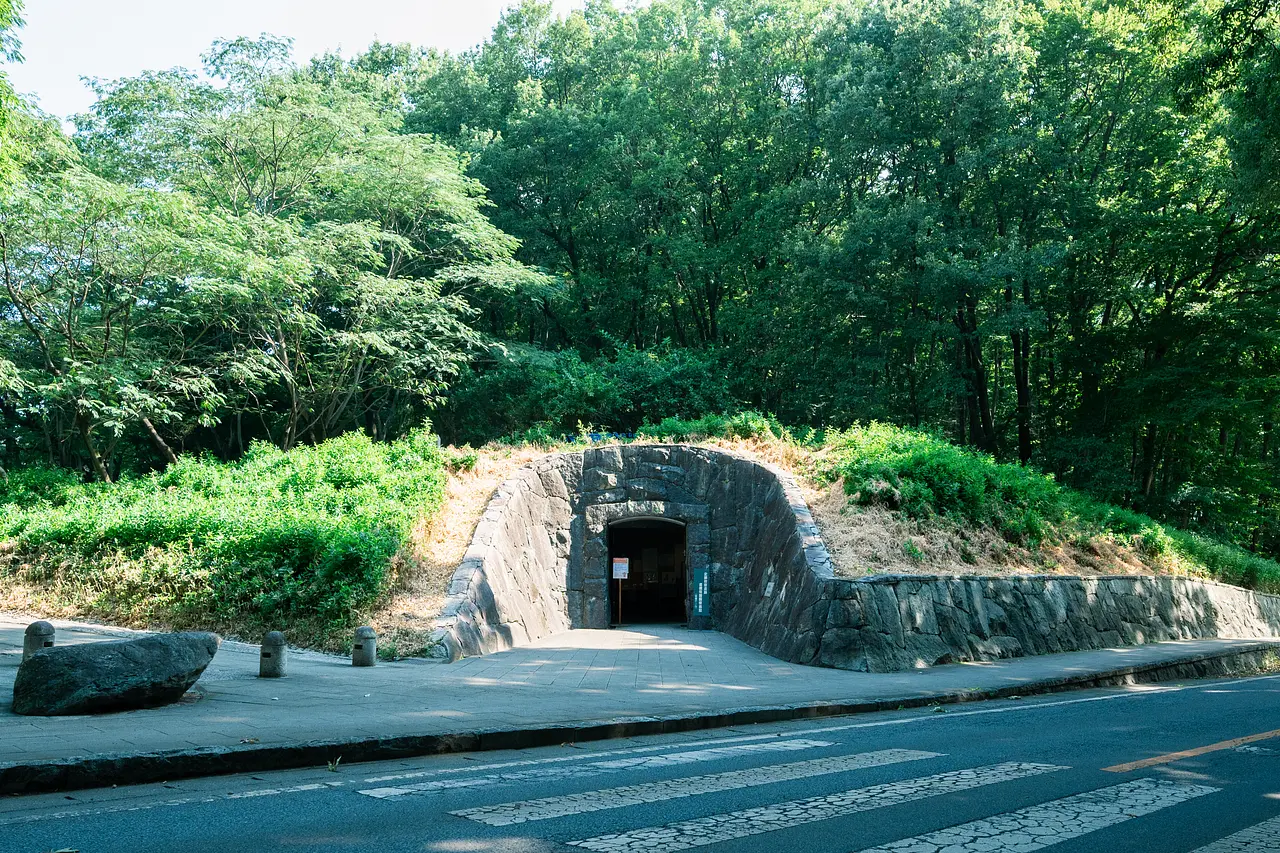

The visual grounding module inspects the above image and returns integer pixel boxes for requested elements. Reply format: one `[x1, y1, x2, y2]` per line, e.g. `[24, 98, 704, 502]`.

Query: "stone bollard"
[352, 626, 377, 667]
[259, 631, 287, 678]
[22, 621, 55, 662]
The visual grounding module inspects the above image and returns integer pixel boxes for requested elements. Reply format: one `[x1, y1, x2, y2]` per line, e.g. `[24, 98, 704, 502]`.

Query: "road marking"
[362, 730, 798, 783]
[566, 762, 1066, 852]
[773, 673, 1280, 742]
[453, 748, 942, 826]
[358, 738, 835, 799]
[1104, 728, 1280, 772]
[852, 778, 1218, 852]
[0, 781, 350, 827]
[364, 672, 1280, 786]
[1190, 814, 1280, 851]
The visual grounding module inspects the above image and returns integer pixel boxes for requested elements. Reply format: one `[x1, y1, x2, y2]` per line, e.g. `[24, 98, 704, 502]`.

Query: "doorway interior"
[607, 519, 687, 625]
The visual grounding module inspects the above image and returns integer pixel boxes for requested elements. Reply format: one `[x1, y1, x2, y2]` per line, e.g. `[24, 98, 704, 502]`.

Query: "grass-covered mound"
[5, 414, 1277, 656]
[0, 429, 447, 645]
[640, 415, 1280, 594]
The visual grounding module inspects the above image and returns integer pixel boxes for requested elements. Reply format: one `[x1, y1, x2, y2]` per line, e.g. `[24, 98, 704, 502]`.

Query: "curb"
[3, 641, 1277, 796]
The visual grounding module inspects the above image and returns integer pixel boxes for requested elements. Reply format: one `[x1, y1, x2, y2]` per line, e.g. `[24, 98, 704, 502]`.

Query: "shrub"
[823, 423, 1063, 543]
[439, 345, 738, 444]
[638, 410, 789, 443]
[0, 429, 447, 640]
[820, 422, 1280, 594]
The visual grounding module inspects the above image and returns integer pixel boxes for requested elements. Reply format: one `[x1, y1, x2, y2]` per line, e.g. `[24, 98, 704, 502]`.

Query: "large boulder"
[11, 632, 219, 716]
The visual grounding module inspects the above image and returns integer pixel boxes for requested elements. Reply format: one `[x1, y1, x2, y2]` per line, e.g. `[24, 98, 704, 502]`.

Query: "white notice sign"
[612, 558, 630, 579]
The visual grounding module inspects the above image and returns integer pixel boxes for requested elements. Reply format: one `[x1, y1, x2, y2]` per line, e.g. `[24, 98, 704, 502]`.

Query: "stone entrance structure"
[432, 442, 1280, 671]
[433, 444, 833, 662]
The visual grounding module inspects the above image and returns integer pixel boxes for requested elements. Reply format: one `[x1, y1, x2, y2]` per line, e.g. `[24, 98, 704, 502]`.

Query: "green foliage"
[825, 423, 1062, 542]
[0, 35, 545, 482]
[443, 445, 479, 473]
[3, 0, 1280, 599]
[0, 0, 24, 184]
[639, 411, 790, 443]
[0, 429, 447, 637]
[439, 345, 736, 445]
[404, 0, 1280, 563]
[822, 422, 1280, 593]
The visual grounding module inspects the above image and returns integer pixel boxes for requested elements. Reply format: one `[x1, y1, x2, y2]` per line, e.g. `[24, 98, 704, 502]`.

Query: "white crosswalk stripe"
[1191, 815, 1280, 851]
[362, 731, 797, 784]
[357, 738, 835, 799]
[852, 778, 1219, 852]
[566, 762, 1066, 853]
[452, 748, 942, 826]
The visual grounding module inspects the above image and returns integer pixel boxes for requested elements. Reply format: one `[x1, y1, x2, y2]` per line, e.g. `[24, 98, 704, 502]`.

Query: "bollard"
[22, 621, 55, 662]
[352, 626, 377, 667]
[259, 631, 287, 678]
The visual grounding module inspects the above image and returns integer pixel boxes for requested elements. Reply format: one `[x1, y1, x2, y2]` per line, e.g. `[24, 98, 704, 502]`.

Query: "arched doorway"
[607, 518, 687, 625]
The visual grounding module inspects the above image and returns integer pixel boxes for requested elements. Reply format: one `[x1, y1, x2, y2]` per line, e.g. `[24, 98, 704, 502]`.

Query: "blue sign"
[692, 567, 711, 617]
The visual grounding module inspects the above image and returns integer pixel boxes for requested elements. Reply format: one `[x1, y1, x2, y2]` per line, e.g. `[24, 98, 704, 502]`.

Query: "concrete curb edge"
[4, 640, 1278, 796]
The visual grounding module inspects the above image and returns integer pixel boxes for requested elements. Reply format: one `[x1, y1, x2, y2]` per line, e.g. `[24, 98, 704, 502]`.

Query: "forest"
[1, 0, 1278, 567]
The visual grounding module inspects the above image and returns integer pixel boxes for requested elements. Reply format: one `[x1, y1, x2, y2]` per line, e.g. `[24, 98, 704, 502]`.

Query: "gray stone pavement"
[1, 613, 1277, 781]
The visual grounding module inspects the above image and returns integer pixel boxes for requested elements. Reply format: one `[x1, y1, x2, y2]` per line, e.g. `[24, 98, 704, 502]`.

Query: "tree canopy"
[1, 0, 1278, 560]
[412, 0, 1280, 555]
[1, 36, 546, 479]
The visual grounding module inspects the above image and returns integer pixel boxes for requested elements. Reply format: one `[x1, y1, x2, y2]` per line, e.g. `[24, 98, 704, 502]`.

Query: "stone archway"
[606, 517, 689, 625]
[586, 501, 709, 629]
[433, 444, 834, 663]
[429, 442, 1280, 672]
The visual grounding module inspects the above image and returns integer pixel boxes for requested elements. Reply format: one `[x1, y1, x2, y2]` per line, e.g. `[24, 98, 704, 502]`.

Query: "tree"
[0, 36, 545, 477]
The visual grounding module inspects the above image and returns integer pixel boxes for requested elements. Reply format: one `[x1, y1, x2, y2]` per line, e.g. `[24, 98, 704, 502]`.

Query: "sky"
[5, 0, 586, 120]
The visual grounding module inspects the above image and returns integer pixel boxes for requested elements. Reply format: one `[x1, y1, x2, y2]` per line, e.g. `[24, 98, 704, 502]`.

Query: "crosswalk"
[360, 734, 1280, 852]
[850, 779, 1219, 852]
[451, 749, 941, 826]
[358, 738, 837, 799]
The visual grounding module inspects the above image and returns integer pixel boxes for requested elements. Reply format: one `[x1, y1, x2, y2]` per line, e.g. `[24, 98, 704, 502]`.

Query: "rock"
[12, 632, 219, 716]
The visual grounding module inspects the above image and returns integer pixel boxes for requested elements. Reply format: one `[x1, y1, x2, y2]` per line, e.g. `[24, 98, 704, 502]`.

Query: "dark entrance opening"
[607, 519, 687, 625]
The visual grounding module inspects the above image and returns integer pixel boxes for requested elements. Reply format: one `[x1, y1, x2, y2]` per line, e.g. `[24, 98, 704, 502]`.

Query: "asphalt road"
[6, 673, 1280, 853]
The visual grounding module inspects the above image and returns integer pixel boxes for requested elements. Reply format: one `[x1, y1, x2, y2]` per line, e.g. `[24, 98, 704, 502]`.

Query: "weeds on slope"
[0, 429, 447, 645]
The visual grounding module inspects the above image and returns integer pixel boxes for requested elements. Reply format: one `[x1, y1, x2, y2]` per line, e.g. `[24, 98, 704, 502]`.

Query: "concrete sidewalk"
[2, 613, 1277, 794]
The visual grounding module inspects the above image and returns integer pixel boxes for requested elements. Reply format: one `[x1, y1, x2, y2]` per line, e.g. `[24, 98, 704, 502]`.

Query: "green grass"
[0, 429, 447, 643]
[639, 414, 1280, 595]
[817, 422, 1280, 594]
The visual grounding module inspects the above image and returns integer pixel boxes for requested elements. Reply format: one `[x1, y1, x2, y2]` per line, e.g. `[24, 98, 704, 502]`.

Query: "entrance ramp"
[443, 625, 809, 688]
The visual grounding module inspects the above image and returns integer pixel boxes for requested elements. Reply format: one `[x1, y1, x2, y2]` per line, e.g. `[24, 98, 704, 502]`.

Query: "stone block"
[582, 469, 619, 491]
[586, 445, 623, 473]
[13, 633, 219, 716]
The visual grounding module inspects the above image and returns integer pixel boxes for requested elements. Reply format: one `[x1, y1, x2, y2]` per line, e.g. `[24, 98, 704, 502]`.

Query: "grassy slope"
[0, 429, 448, 649]
[643, 415, 1280, 593]
[3, 415, 1276, 655]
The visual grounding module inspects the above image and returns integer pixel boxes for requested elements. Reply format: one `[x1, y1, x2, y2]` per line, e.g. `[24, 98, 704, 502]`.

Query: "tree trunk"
[957, 304, 997, 453]
[1140, 423, 1159, 497]
[141, 417, 179, 465]
[1012, 328, 1032, 463]
[77, 413, 112, 483]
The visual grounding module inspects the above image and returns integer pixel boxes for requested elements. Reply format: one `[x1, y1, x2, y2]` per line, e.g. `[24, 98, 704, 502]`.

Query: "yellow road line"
[1103, 728, 1280, 773]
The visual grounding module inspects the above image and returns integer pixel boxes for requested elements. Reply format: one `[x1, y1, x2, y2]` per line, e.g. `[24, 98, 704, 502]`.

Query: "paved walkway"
[1, 614, 1276, 783]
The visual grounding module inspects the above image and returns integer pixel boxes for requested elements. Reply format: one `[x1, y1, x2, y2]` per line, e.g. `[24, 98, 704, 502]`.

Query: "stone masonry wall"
[433, 443, 1280, 670]
[818, 574, 1280, 672]
[433, 444, 832, 661]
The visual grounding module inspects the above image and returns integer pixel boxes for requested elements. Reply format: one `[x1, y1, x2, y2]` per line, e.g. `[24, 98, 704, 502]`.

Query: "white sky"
[5, 0, 586, 119]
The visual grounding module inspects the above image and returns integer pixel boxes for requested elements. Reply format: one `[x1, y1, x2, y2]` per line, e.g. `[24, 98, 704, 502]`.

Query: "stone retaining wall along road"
[818, 574, 1280, 672]
[433, 443, 1280, 671]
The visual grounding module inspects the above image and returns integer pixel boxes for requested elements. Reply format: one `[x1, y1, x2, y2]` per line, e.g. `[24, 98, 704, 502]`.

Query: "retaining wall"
[819, 574, 1280, 672]
[433, 444, 1280, 671]
[433, 444, 833, 660]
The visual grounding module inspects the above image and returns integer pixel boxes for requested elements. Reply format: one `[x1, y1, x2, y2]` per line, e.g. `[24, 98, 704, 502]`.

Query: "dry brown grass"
[366, 444, 547, 656]
[807, 478, 1162, 578]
